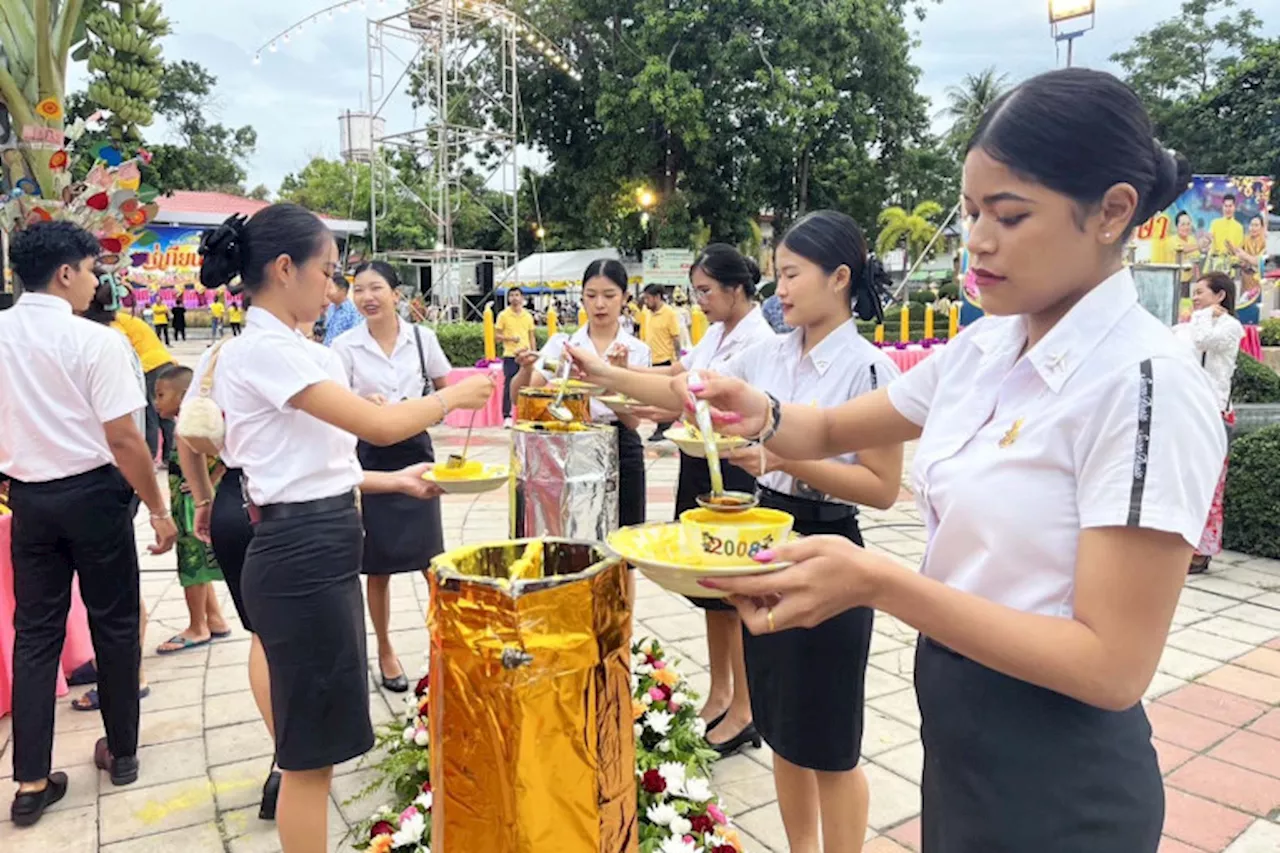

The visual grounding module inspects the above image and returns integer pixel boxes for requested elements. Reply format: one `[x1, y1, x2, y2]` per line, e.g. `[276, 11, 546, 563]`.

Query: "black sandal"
[1189, 555, 1211, 575]
[10, 772, 68, 827]
[259, 769, 282, 821]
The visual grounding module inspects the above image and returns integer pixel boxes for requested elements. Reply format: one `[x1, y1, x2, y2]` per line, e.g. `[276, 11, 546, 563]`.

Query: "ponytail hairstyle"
[779, 210, 886, 323]
[690, 243, 761, 299]
[967, 68, 1192, 238]
[352, 259, 402, 289]
[582, 258, 628, 292]
[199, 203, 332, 294]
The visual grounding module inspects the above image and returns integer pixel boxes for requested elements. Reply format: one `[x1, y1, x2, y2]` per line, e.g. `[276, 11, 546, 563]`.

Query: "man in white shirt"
[0, 222, 177, 827]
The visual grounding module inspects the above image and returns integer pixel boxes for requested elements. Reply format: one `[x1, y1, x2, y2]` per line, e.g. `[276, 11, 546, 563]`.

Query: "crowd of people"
[0, 67, 1255, 853]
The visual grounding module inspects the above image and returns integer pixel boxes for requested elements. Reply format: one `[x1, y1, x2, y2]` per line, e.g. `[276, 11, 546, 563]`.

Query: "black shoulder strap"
[413, 324, 430, 396]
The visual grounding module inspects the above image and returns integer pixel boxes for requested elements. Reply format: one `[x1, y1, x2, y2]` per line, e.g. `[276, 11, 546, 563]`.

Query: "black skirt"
[616, 422, 646, 527]
[241, 504, 373, 771]
[916, 638, 1163, 852]
[744, 487, 874, 772]
[356, 433, 444, 575]
[675, 451, 757, 612]
[209, 467, 254, 632]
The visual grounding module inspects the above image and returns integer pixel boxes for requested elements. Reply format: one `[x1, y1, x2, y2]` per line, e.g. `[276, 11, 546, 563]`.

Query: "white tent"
[497, 248, 640, 294]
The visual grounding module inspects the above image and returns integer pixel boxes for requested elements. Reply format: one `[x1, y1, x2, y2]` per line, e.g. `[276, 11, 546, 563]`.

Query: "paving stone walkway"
[2, 339, 1279, 852]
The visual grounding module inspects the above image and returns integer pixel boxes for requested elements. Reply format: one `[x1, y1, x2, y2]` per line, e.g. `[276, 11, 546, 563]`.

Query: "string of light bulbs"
[251, 0, 582, 82]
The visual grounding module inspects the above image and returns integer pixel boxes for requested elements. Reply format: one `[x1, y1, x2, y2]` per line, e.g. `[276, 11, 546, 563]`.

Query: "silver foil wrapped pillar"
[510, 423, 619, 541]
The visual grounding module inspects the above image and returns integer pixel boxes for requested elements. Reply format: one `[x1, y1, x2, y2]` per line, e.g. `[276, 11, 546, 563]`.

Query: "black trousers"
[156, 324, 170, 345]
[502, 356, 520, 418]
[172, 307, 187, 340]
[9, 466, 141, 782]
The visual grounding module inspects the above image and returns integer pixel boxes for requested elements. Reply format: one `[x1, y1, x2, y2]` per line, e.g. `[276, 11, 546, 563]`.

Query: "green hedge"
[908, 290, 937, 305]
[1259, 318, 1280, 348]
[1232, 351, 1280, 404]
[1223, 424, 1280, 559]
[434, 322, 553, 366]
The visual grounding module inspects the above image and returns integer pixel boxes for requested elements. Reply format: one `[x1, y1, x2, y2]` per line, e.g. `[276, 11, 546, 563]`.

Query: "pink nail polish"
[717, 412, 742, 425]
[697, 579, 719, 589]
[754, 549, 774, 563]
[688, 378, 705, 392]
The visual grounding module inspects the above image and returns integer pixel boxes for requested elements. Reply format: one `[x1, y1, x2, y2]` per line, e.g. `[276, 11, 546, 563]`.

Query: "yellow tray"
[664, 424, 749, 459]
[422, 464, 510, 495]
[605, 523, 795, 599]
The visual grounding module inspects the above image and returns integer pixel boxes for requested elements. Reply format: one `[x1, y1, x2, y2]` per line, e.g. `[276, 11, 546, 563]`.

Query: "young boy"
[151, 364, 232, 652]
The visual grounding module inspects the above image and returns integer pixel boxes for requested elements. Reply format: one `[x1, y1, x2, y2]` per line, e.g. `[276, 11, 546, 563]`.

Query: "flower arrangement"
[350, 639, 746, 853]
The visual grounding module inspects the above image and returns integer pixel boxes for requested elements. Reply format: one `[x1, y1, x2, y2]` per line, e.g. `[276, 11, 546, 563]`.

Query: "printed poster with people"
[1134, 175, 1272, 323]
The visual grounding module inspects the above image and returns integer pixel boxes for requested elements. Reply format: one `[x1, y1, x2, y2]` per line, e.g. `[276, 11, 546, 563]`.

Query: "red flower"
[85, 192, 109, 211]
[415, 673, 430, 697]
[137, 147, 153, 165]
[645, 653, 657, 665]
[641, 769, 666, 794]
[713, 846, 738, 853]
[421, 780, 433, 795]
[48, 150, 69, 170]
[690, 814, 715, 834]
[370, 820, 395, 838]
[656, 684, 672, 701]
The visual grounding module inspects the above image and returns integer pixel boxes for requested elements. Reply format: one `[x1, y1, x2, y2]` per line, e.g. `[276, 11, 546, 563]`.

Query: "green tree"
[939, 67, 1008, 150]
[876, 201, 944, 271]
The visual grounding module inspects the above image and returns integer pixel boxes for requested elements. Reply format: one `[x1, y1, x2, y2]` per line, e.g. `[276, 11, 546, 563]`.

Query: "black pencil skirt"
[675, 450, 756, 611]
[915, 637, 1164, 852]
[241, 503, 373, 771]
[356, 433, 444, 575]
[616, 422, 646, 528]
[209, 467, 254, 632]
[744, 487, 874, 772]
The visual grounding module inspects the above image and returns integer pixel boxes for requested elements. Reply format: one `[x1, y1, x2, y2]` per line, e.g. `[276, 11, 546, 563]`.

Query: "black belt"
[758, 486, 857, 523]
[255, 491, 357, 523]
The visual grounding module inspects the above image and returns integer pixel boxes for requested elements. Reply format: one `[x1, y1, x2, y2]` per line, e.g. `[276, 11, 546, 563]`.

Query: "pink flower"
[706, 803, 727, 825]
[652, 659, 666, 670]
[400, 806, 418, 826]
[648, 686, 665, 702]
[668, 700, 681, 713]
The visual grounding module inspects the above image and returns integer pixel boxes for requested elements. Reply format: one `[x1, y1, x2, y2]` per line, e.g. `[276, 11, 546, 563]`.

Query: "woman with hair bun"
[683, 68, 1225, 852]
[191, 203, 495, 851]
[567, 219, 904, 852]
[332, 260, 454, 693]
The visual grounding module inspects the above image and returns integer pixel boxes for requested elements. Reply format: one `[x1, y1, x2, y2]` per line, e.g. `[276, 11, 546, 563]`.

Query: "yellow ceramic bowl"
[433, 459, 485, 480]
[678, 507, 793, 566]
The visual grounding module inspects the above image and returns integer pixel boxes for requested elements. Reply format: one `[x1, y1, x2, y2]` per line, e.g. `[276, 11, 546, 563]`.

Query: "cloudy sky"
[71, 0, 1280, 193]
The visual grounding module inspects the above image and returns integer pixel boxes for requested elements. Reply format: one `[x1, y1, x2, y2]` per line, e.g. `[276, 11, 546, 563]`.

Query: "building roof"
[153, 190, 367, 236]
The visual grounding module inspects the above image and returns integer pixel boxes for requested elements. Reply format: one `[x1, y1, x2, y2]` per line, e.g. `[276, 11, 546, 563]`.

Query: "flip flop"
[72, 685, 151, 712]
[210, 629, 233, 640]
[156, 635, 212, 655]
[67, 661, 98, 687]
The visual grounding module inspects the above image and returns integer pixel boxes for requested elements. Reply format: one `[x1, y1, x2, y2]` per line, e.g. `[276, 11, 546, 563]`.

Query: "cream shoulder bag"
[176, 340, 230, 457]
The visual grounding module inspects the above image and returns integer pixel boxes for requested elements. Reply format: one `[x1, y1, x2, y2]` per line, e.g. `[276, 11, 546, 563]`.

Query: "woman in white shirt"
[333, 261, 454, 692]
[197, 204, 495, 853]
[510, 259, 652, 526]
[683, 70, 1225, 852]
[568, 212, 903, 853]
[1174, 271, 1244, 573]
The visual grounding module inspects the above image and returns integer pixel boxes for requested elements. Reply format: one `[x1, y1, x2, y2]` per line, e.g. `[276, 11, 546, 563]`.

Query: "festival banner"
[129, 225, 207, 289]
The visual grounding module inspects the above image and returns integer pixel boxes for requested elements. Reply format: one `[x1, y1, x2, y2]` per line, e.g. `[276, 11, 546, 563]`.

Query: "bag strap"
[199, 339, 231, 398]
[413, 324, 430, 396]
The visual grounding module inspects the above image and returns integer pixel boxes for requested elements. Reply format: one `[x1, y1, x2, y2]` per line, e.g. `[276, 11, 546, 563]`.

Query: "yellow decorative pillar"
[900, 303, 911, 343]
[874, 324, 884, 344]
[546, 305, 558, 339]
[948, 304, 960, 339]
[691, 305, 708, 345]
[578, 305, 588, 328]
[924, 306, 935, 340]
[483, 304, 497, 361]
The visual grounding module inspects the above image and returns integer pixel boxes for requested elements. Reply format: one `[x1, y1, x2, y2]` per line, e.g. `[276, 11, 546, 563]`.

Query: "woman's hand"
[392, 464, 446, 500]
[724, 444, 781, 478]
[671, 370, 770, 437]
[698, 536, 892, 633]
[514, 348, 540, 374]
[193, 503, 212, 544]
[441, 373, 496, 411]
[630, 405, 680, 424]
[563, 343, 613, 383]
[605, 343, 630, 368]
[1212, 304, 1227, 318]
[366, 393, 389, 406]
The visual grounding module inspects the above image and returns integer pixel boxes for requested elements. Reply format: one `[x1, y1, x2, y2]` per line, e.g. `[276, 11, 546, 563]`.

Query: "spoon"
[446, 409, 478, 470]
[687, 371, 758, 513]
[547, 357, 575, 422]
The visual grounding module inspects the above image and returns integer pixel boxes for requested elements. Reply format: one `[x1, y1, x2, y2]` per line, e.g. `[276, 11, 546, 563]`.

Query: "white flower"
[670, 692, 690, 707]
[692, 717, 707, 738]
[392, 811, 426, 847]
[402, 726, 416, 743]
[670, 814, 692, 836]
[658, 836, 698, 853]
[631, 673, 640, 693]
[634, 723, 644, 739]
[641, 692, 654, 707]
[644, 710, 673, 736]
[646, 802, 678, 826]
[414, 789, 434, 811]
[657, 761, 686, 795]
[641, 639, 655, 655]
[682, 776, 713, 803]
[414, 728, 430, 747]
[658, 739, 672, 753]
[635, 663, 654, 676]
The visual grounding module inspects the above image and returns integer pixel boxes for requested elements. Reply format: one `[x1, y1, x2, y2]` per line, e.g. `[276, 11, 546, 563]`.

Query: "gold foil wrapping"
[428, 539, 637, 853]
[516, 386, 592, 424]
[511, 422, 619, 540]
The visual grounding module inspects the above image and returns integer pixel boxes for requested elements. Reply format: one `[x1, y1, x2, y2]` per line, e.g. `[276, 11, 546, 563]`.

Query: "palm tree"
[876, 201, 945, 273]
[940, 67, 1011, 143]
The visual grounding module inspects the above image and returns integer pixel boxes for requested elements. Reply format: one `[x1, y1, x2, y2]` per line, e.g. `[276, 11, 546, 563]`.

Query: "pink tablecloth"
[885, 345, 941, 372]
[443, 365, 505, 428]
[0, 515, 96, 718]
[1242, 325, 1263, 360]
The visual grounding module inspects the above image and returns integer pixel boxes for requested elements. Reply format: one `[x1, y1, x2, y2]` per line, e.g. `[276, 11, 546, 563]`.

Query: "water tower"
[338, 110, 385, 164]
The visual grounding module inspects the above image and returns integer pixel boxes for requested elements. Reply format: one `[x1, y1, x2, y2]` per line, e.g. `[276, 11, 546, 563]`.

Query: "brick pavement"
[2, 337, 1279, 851]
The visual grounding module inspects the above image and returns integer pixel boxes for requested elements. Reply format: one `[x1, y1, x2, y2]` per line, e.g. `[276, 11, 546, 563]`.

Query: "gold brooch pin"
[999, 418, 1025, 448]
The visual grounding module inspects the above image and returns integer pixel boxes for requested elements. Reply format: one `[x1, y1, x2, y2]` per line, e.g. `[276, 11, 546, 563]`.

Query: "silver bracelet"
[435, 392, 450, 418]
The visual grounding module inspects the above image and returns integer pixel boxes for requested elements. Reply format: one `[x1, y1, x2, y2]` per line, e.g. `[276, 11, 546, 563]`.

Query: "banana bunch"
[84, 1, 170, 142]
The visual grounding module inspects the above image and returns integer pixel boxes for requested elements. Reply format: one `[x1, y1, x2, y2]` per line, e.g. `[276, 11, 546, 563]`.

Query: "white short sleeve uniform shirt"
[538, 326, 651, 422]
[887, 268, 1225, 618]
[332, 319, 453, 401]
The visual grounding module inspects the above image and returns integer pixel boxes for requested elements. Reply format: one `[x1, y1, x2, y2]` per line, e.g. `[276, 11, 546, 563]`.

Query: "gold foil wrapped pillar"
[428, 539, 637, 853]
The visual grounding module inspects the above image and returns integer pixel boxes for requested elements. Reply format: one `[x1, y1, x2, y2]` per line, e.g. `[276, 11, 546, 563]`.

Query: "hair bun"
[199, 214, 249, 289]
[744, 256, 762, 286]
[1142, 142, 1192, 225]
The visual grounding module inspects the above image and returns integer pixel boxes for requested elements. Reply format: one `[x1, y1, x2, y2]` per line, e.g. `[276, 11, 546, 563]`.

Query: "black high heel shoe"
[703, 710, 728, 732]
[709, 723, 762, 757]
[259, 769, 282, 821]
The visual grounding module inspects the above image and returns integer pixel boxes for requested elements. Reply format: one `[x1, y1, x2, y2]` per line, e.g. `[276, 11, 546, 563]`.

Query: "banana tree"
[0, 0, 93, 197]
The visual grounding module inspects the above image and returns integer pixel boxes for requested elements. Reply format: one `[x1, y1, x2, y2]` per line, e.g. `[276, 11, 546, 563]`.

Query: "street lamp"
[1049, 0, 1095, 67]
[534, 225, 546, 240]
[636, 188, 656, 210]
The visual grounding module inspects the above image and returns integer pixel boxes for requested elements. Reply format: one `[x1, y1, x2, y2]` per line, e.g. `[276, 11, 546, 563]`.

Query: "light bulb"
[269, 41, 278, 52]
[283, 32, 291, 43]
[253, 54, 262, 64]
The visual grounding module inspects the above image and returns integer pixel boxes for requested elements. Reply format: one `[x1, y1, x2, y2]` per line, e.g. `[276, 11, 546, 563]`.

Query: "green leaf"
[137, 184, 158, 203]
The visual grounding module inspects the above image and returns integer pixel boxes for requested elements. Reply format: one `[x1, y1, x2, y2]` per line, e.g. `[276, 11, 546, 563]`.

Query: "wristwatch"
[757, 392, 783, 444]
